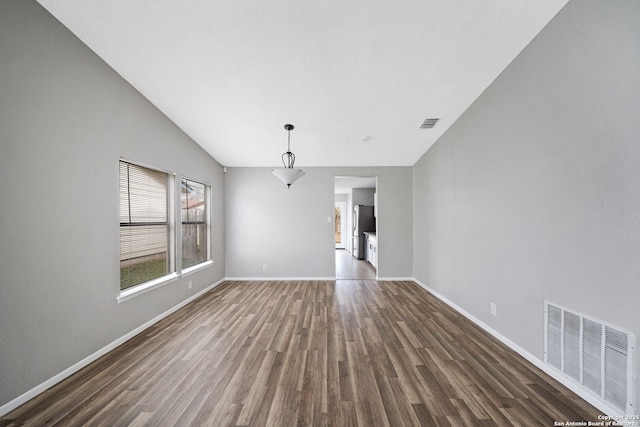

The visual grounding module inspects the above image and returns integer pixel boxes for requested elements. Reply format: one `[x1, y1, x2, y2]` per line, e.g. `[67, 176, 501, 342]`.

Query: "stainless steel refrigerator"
[352, 205, 375, 260]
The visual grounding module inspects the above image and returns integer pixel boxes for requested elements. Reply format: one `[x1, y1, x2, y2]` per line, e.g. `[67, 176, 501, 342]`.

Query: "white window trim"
[117, 260, 215, 303]
[179, 176, 212, 274]
[117, 273, 179, 303]
[182, 259, 215, 276]
[118, 158, 177, 301]
[117, 166, 216, 303]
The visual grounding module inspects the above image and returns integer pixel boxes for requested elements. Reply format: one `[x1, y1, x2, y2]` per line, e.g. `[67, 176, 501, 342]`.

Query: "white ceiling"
[36, 0, 568, 167]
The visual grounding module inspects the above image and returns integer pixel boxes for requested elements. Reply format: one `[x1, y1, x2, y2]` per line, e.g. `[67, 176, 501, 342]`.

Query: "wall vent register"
[419, 118, 439, 129]
[544, 301, 635, 414]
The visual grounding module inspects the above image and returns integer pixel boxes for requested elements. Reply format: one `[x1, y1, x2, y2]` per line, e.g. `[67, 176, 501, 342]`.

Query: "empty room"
[1, 0, 638, 425]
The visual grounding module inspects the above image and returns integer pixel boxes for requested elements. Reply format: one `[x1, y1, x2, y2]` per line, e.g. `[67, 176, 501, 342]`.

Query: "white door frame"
[335, 201, 348, 249]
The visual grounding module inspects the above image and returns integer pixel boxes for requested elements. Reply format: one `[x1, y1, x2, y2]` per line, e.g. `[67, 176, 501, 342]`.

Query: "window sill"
[117, 260, 214, 303]
[117, 273, 179, 304]
[182, 260, 214, 276]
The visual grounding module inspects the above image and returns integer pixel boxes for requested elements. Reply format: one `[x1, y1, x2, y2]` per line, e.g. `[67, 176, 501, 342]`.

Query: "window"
[119, 160, 174, 290]
[181, 178, 210, 269]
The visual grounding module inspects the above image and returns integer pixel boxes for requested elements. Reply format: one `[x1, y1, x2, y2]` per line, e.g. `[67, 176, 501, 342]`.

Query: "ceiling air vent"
[420, 118, 439, 129]
[545, 301, 635, 414]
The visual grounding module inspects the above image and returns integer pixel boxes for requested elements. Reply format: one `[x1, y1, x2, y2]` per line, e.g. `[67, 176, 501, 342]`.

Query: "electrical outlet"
[188, 280, 192, 290]
[327, 216, 332, 223]
[490, 303, 497, 316]
[263, 264, 267, 271]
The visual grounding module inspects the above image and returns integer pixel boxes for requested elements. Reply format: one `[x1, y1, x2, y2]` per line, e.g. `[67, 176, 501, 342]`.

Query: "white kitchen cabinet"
[365, 233, 377, 269]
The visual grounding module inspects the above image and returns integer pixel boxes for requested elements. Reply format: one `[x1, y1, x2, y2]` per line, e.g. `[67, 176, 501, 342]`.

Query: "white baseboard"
[0, 278, 226, 418]
[410, 278, 621, 417]
[376, 277, 415, 281]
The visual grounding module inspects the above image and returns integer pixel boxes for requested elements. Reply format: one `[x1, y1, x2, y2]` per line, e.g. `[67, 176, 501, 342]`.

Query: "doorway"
[334, 176, 377, 280]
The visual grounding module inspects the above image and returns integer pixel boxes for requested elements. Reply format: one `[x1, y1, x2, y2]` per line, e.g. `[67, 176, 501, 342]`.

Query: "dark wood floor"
[336, 249, 376, 280]
[1, 280, 600, 426]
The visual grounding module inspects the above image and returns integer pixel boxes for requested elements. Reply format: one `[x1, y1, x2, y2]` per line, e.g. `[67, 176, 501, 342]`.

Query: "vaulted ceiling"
[36, 0, 568, 167]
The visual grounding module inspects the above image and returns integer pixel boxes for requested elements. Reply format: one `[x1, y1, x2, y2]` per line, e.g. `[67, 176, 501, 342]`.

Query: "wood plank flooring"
[1, 280, 601, 426]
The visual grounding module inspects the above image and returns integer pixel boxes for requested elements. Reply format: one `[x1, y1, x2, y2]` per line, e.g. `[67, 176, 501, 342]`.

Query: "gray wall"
[225, 167, 412, 278]
[413, 0, 639, 405]
[0, 1, 225, 407]
[352, 188, 375, 206]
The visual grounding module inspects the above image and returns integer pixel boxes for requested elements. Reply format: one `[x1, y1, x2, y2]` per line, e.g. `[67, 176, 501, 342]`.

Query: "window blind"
[119, 161, 171, 289]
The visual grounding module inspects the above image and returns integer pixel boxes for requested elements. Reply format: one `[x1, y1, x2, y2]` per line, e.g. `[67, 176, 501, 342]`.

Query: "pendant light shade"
[272, 124, 305, 188]
[272, 168, 306, 187]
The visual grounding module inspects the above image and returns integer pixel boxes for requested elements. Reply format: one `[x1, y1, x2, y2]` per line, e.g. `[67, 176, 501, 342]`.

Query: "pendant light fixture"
[272, 124, 305, 188]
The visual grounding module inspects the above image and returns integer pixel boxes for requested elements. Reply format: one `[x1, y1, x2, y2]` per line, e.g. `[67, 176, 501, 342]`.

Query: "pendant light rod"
[282, 124, 296, 168]
[285, 124, 294, 152]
